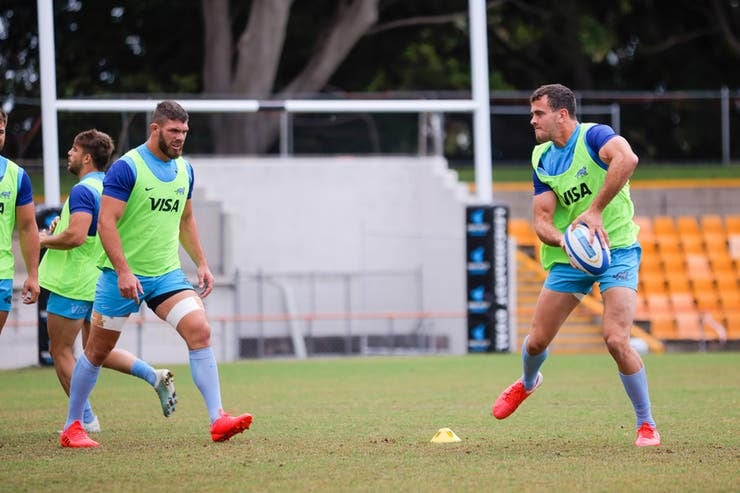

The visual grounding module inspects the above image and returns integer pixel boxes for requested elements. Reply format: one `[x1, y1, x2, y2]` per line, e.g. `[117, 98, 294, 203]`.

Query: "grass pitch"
[0, 352, 737, 492]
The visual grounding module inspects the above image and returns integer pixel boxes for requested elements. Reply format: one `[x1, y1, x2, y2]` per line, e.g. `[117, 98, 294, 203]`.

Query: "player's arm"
[16, 202, 40, 303]
[572, 135, 637, 246]
[178, 199, 214, 298]
[39, 212, 92, 250]
[589, 135, 638, 215]
[98, 195, 128, 272]
[532, 190, 565, 248]
[99, 195, 142, 302]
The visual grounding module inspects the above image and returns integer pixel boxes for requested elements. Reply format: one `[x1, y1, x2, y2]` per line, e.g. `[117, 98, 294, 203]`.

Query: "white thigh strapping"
[92, 312, 129, 331]
[165, 296, 205, 329]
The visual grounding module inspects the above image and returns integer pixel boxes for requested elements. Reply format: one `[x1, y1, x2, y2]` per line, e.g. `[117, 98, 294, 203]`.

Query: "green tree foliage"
[0, 0, 738, 158]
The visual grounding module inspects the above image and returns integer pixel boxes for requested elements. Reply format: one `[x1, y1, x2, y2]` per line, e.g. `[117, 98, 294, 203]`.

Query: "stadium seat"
[724, 312, 740, 339]
[635, 216, 656, 246]
[665, 271, 691, 294]
[646, 293, 672, 316]
[685, 254, 713, 282]
[656, 235, 682, 257]
[700, 214, 725, 235]
[640, 253, 662, 274]
[659, 251, 685, 273]
[649, 315, 676, 339]
[729, 235, 740, 260]
[694, 290, 720, 312]
[708, 252, 734, 273]
[680, 232, 704, 254]
[641, 275, 667, 296]
[702, 226, 727, 243]
[720, 289, 740, 310]
[714, 270, 737, 291]
[640, 239, 658, 257]
[675, 312, 706, 340]
[509, 218, 538, 248]
[725, 215, 740, 235]
[677, 216, 700, 236]
[653, 216, 677, 235]
[670, 292, 696, 313]
[691, 277, 715, 298]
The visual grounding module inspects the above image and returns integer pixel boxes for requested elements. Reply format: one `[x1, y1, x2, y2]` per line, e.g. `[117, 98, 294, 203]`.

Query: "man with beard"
[0, 108, 39, 334]
[60, 102, 252, 448]
[40, 129, 177, 434]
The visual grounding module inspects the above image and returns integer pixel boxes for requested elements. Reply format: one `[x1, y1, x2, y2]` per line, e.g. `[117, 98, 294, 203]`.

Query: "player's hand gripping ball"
[563, 223, 611, 275]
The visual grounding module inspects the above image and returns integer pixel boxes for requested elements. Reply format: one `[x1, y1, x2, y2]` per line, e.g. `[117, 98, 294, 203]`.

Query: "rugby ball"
[563, 223, 610, 275]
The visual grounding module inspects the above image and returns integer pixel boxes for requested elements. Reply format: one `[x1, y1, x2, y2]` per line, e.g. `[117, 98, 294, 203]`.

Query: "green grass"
[0, 353, 737, 492]
[455, 162, 740, 183]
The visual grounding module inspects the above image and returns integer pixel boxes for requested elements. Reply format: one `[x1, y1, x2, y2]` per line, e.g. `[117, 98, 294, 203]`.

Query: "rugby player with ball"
[491, 84, 660, 447]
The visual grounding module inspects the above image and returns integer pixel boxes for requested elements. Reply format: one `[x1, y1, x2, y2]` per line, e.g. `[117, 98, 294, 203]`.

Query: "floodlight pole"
[469, 0, 493, 204]
[37, 0, 61, 206]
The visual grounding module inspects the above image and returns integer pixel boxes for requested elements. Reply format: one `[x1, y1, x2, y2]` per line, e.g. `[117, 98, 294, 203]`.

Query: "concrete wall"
[2, 156, 479, 368]
[186, 155, 475, 356]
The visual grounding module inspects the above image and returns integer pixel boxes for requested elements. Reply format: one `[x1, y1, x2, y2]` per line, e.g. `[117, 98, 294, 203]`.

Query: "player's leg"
[61, 269, 135, 447]
[601, 286, 641, 373]
[64, 320, 122, 425]
[602, 285, 659, 446]
[493, 287, 580, 419]
[600, 245, 659, 446]
[47, 314, 98, 431]
[154, 290, 220, 414]
[47, 313, 81, 396]
[526, 288, 581, 373]
[96, 336, 178, 418]
[60, 320, 123, 448]
[151, 277, 252, 441]
[47, 293, 100, 430]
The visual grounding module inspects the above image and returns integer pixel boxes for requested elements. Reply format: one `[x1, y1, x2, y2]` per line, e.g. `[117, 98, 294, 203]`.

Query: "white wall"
[2, 156, 476, 368]
[189, 155, 473, 356]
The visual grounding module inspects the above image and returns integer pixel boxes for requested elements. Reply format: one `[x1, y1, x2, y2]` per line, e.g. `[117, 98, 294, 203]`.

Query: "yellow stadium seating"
[653, 215, 677, 235]
[676, 216, 700, 236]
[665, 271, 691, 294]
[675, 312, 706, 340]
[649, 315, 676, 339]
[700, 214, 724, 235]
[725, 215, 740, 235]
[510, 214, 740, 341]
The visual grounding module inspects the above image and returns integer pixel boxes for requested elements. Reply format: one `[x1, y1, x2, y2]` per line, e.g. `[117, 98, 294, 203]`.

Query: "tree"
[201, 0, 485, 154]
[0, 1, 738, 158]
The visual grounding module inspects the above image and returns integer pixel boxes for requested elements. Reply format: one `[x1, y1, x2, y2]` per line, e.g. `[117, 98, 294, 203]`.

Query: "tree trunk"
[202, 0, 380, 154]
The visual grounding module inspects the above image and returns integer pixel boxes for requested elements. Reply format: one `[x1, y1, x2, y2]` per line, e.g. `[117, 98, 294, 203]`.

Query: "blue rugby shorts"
[93, 268, 194, 318]
[544, 243, 641, 295]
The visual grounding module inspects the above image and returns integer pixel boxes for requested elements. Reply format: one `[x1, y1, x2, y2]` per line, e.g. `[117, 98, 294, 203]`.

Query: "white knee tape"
[165, 296, 204, 328]
[92, 312, 128, 331]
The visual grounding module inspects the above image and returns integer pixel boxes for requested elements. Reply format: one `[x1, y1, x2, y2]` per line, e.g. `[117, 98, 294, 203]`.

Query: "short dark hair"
[152, 100, 188, 125]
[0, 108, 7, 126]
[74, 129, 115, 171]
[530, 84, 577, 118]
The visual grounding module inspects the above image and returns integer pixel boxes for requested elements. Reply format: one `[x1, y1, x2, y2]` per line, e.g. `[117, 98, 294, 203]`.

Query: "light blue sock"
[521, 337, 548, 390]
[130, 358, 157, 386]
[189, 347, 223, 423]
[65, 354, 101, 429]
[620, 367, 655, 428]
[83, 400, 95, 424]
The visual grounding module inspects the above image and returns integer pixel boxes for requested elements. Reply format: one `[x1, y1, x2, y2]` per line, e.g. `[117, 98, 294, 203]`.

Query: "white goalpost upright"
[35, 0, 494, 207]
